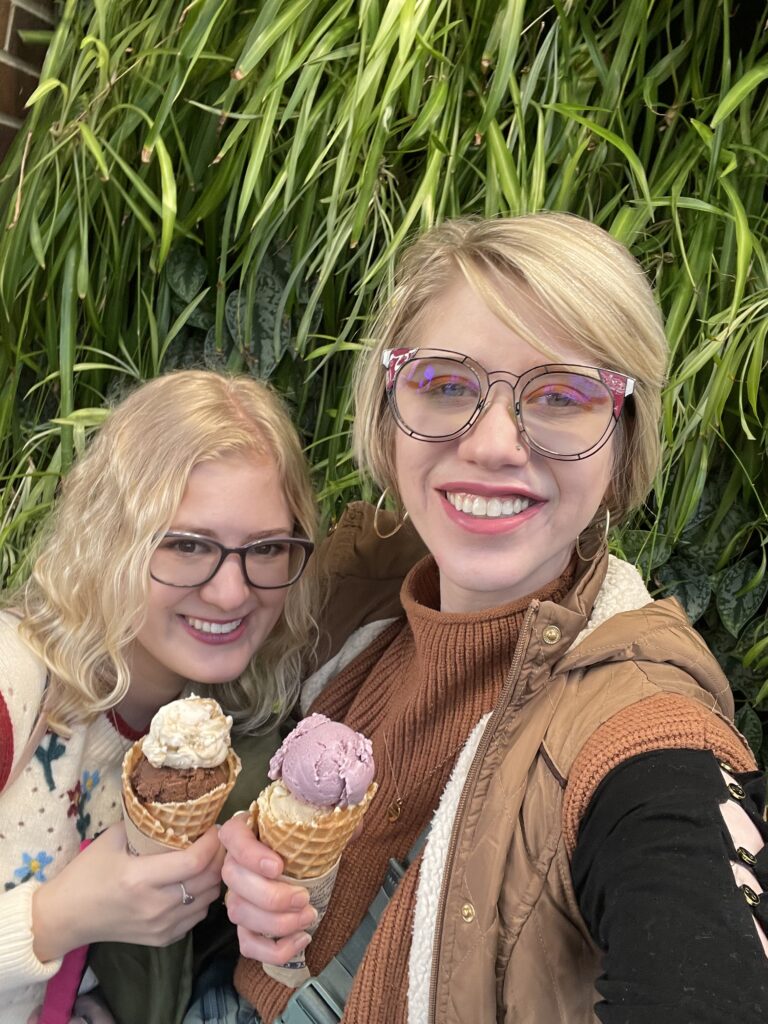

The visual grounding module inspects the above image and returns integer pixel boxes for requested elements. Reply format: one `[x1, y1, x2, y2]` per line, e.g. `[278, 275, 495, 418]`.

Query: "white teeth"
[446, 491, 533, 519]
[471, 496, 487, 516]
[185, 617, 243, 635]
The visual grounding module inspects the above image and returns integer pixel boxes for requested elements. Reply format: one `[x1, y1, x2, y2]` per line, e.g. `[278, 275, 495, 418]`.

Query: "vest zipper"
[427, 600, 539, 1024]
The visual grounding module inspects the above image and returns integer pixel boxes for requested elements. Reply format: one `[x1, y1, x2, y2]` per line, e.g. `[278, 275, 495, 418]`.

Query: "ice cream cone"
[252, 779, 377, 878]
[122, 741, 241, 852]
[249, 779, 377, 987]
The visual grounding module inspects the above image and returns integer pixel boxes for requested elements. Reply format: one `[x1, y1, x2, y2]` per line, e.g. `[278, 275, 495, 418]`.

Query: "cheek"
[134, 582, 174, 633]
[257, 590, 289, 627]
[393, 435, 425, 503]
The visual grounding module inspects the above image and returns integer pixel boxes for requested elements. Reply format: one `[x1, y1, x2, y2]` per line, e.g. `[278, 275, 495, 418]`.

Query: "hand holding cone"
[246, 713, 377, 986]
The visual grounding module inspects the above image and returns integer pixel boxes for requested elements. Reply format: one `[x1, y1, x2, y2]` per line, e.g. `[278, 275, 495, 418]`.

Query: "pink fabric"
[37, 840, 92, 1024]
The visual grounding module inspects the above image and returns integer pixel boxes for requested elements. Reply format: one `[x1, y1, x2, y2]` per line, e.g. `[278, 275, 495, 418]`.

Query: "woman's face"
[129, 453, 292, 702]
[393, 278, 615, 613]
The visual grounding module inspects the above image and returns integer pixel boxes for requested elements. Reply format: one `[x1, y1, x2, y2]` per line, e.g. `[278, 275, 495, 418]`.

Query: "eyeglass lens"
[150, 536, 308, 588]
[393, 355, 615, 456]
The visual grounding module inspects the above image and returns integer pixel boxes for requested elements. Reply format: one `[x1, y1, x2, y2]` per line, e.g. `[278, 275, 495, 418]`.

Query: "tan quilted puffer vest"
[427, 560, 754, 1024]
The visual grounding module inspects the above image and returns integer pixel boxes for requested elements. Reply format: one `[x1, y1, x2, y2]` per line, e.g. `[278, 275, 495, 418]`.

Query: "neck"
[114, 689, 185, 731]
[117, 644, 187, 730]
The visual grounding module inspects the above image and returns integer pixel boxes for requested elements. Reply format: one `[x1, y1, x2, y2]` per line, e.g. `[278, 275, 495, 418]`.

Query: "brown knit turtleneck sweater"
[235, 555, 576, 1022]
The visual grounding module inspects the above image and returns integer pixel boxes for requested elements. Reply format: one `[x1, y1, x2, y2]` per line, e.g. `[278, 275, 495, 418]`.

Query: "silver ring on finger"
[179, 881, 195, 906]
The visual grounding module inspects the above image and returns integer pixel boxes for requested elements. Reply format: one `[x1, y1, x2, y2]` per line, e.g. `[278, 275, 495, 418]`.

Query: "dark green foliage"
[0, 0, 765, 755]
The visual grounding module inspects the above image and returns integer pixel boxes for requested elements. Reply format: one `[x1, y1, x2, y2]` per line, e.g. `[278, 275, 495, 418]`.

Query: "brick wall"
[0, 0, 55, 157]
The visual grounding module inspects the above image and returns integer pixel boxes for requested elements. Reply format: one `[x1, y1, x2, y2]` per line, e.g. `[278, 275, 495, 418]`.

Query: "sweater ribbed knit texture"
[562, 691, 756, 856]
[235, 555, 576, 1022]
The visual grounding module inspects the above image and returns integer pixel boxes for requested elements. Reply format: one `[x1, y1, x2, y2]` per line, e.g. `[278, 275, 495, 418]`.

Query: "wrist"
[31, 874, 85, 962]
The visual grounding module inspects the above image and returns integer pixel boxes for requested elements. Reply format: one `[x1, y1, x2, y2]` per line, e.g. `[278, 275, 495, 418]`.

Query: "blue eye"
[407, 375, 479, 399]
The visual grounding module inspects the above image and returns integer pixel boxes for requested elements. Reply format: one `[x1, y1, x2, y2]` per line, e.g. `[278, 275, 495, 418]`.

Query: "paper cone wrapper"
[121, 741, 241, 854]
[249, 781, 377, 987]
[260, 860, 341, 987]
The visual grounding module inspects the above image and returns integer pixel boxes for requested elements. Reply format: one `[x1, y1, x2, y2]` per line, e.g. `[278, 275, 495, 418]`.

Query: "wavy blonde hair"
[353, 213, 668, 533]
[12, 370, 318, 737]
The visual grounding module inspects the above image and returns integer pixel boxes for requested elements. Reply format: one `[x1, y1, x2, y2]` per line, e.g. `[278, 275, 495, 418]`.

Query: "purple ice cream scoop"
[268, 713, 375, 809]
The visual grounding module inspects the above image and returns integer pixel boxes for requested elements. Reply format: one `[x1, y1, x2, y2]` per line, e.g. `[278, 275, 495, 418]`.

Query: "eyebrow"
[168, 526, 294, 543]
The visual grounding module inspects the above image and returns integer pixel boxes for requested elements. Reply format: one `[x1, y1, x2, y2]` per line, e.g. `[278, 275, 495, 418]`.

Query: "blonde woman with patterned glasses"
[0, 370, 316, 1024]
[218, 215, 768, 1024]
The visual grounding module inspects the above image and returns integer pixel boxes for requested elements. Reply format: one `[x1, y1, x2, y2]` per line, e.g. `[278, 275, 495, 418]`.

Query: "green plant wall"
[0, 0, 766, 756]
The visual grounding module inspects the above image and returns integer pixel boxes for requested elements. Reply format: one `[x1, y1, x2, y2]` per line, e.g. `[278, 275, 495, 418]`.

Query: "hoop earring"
[575, 507, 610, 562]
[373, 488, 409, 540]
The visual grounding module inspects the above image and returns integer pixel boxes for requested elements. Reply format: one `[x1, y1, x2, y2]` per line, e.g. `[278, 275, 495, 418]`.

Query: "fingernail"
[295, 933, 312, 952]
[291, 889, 310, 909]
[299, 906, 318, 928]
[260, 858, 281, 878]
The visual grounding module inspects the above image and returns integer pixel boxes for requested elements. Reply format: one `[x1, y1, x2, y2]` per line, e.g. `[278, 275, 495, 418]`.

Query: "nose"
[456, 388, 530, 467]
[197, 553, 252, 610]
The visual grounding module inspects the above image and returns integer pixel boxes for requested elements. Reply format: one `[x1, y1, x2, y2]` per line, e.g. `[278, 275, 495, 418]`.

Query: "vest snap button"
[727, 781, 746, 800]
[542, 625, 561, 645]
[718, 760, 733, 773]
[738, 846, 757, 867]
[461, 902, 475, 923]
[742, 884, 761, 907]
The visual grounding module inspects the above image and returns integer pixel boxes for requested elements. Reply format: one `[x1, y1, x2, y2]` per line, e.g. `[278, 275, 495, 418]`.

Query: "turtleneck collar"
[397, 554, 578, 696]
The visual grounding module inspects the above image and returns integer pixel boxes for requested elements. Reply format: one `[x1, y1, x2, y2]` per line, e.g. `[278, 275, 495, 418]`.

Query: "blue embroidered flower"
[82, 769, 101, 793]
[14, 851, 53, 883]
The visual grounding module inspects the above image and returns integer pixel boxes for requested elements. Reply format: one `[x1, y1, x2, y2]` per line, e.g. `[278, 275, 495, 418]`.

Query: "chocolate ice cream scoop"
[130, 755, 229, 803]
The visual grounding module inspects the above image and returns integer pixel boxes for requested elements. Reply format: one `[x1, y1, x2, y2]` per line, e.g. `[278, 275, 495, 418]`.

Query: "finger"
[139, 827, 224, 885]
[218, 816, 283, 878]
[236, 925, 313, 966]
[224, 883, 317, 937]
[221, 853, 309, 912]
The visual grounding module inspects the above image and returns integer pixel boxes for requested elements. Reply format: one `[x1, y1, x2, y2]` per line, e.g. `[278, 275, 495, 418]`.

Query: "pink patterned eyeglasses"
[382, 347, 635, 461]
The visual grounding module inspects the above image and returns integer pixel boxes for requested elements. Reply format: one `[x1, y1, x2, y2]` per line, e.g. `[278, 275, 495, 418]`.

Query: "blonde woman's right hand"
[31, 821, 224, 963]
[219, 813, 318, 965]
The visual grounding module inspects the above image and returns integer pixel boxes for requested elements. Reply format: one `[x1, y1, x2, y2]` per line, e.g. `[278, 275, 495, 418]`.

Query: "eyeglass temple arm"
[597, 369, 635, 420]
[382, 347, 418, 391]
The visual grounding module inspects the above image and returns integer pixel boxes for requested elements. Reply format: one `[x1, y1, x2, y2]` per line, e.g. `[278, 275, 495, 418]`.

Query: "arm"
[0, 672, 59, 992]
[572, 749, 768, 1024]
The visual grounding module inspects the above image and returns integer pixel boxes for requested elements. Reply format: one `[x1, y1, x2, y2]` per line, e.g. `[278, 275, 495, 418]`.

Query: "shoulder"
[313, 502, 426, 663]
[551, 575, 739, 772]
[561, 691, 756, 855]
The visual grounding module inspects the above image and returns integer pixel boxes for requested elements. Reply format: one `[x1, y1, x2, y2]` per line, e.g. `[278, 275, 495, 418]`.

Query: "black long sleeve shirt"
[573, 749, 768, 1023]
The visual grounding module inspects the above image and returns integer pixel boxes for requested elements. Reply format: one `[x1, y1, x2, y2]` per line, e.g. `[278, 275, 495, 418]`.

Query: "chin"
[186, 659, 252, 687]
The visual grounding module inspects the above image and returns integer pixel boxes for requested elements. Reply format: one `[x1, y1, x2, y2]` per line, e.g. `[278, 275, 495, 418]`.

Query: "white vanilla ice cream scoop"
[142, 695, 233, 769]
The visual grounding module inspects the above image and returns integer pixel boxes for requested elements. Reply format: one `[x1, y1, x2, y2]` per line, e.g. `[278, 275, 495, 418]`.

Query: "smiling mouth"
[444, 491, 535, 518]
[183, 616, 244, 635]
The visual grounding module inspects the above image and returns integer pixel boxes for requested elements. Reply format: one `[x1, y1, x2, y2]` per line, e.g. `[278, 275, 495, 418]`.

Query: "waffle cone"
[121, 741, 241, 850]
[254, 781, 377, 879]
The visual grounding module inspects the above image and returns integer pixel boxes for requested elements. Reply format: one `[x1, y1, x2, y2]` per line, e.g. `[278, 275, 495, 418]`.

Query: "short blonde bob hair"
[15, 370, 317, 737]
[353, 213, 668, 530]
